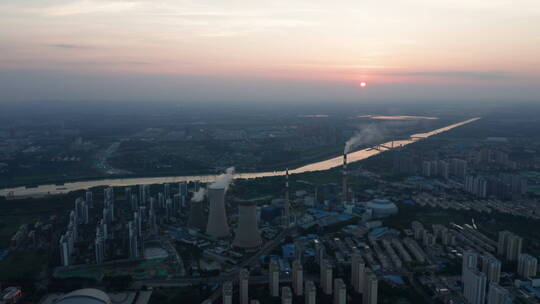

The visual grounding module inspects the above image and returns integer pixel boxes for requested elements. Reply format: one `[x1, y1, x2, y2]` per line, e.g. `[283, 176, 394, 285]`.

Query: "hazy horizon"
[1, 0, 540, 103]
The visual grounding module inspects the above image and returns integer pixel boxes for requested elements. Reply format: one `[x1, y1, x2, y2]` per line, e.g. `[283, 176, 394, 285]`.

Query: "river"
[0, 117, 480, 198]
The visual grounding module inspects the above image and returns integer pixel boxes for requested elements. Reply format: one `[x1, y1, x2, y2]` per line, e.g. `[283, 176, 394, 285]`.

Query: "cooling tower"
[188, 201, 206, 230]
[233, 201, 262, 248]
[206, 186, 230, 238]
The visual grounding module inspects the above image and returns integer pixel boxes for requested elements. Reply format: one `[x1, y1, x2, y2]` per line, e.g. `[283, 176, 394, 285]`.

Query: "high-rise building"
[463, 269, 487, 304]
[363, 268, 378, 304]
[320, 259, 333, 295]
[164, 183, 171, 199]
[517, 253, 538, 278]
[192, 180, 200, 192]
[482, 255, 501, 283]
[233, 201, 262, 248]
[450, 158, 467, 180]
[139, 184, 149, 206]
[333, 278, 346, 304]
[438, 160, 449, 179]
[422, 160, 433, 177]
[128, 221, 139, 259]
[206, 186, 230, 238]
[305, 281, 316, 304]
[173, 194, 183, 214]
[487, 282, 512, 304]
[222, 281, 233, 304]
[239, 269, 249, 304]
[85, 190, 93, 207]
[95, 227, 105, 264]
[130, 194, 138, 211]
[351, 253, 365, 293]
[281, 286, 292, 304]
[304, 281, 317, 304]
[166, 198, 174, 219]
[179, 181, 188, 197]
[134, 211, 142, 237]
[97, 218, 107, 240]
[412, 221, 425, 240]
[506, 234, 523, 261]
[124, 187, 131, 203]
[292, 259, 303, 296]
[158, 192, 165, 209]
[104, 187, 114, 203]
[149, 200, 158, 234]
[75, 198, 89, 225]
[497, 231, 511, 255]
[462, 251, 479, 285]
[465, 175, 488, 198]
[269, 260, 280, 297]
[59, 234, 70, 266]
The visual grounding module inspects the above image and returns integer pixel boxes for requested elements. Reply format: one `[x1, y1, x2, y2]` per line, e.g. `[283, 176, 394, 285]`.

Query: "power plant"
[233, 201, 262, 248]
[206, 186, 230, 238]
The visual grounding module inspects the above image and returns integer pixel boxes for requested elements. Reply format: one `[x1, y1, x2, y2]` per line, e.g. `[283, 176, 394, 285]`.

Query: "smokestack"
[233, 201, 262, 248]
[206, 186, 230, 238]
[342, 153, 348, 203]
[283, 168, 290, 227]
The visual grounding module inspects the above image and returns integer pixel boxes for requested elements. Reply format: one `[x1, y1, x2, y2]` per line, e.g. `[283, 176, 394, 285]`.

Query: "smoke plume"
[192, 187, 206, 202]
[209, 167, 235, 190]
[344, 120, 423, 153]
[344, 124, 385, 154]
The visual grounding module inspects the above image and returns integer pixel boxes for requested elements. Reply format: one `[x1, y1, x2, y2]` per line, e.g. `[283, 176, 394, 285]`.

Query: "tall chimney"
[284, 168, 291, 227]
[342, 153, 348, 203]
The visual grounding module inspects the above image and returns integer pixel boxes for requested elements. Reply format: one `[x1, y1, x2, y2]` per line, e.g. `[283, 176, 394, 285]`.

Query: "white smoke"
[344, 124, 385, 154]
[192, 187, 206, 202]
[344, 120, 422, 153]
[209, 167, 235, 190]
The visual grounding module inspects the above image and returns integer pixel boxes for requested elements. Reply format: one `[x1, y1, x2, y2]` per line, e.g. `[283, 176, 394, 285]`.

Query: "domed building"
[55, 289, 111, 304]
[366, 199, 398, 218]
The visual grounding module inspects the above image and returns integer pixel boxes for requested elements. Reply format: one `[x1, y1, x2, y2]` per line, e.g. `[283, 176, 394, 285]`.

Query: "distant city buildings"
[269, 260, 280, 297]
[239, 269, 250, 304]
[498, 231, 522, 261]
[463, 269, 487, 304]
[481, 255, 501, 283]
[517, 253, 538, 278]
[487, 282, 512, 304]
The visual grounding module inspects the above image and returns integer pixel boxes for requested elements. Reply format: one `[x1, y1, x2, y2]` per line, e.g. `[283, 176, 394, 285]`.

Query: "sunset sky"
[1, 0, 540, 102]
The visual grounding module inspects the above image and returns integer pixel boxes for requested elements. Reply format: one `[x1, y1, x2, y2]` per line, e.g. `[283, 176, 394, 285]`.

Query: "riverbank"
[0, 117, 480, 198]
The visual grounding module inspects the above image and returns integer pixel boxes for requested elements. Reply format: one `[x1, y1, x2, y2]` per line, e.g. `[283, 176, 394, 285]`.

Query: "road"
[134, 228, 294, 281]
[134, 227, 297, 302]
